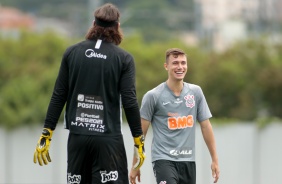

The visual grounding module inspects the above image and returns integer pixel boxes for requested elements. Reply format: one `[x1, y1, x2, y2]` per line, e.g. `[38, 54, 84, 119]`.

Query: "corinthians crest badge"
[184, 95, 195, 108]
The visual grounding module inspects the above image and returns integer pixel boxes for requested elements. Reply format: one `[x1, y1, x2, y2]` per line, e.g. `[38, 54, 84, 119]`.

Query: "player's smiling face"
[164, 54, 187, 81]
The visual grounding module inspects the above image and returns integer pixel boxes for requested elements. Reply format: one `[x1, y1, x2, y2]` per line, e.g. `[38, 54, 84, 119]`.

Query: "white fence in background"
[1, 122, 282, 184]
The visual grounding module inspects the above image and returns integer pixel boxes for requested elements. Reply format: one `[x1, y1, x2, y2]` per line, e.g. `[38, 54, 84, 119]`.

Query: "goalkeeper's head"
[85, 3, 123, 45]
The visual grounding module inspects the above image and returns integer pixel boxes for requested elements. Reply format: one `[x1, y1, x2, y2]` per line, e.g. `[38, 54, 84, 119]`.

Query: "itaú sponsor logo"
[85, 49, 107, 59]
[170, 149, 192, 156]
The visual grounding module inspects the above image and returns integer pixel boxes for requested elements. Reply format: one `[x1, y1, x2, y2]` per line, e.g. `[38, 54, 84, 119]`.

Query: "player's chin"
[174, 75, 185, 80]
[174, 77, 184, 82]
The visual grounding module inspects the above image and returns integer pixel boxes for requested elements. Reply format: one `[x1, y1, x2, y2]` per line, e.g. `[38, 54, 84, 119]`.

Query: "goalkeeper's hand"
[33, 128, 53, 166]
[133, 135, 145, 170]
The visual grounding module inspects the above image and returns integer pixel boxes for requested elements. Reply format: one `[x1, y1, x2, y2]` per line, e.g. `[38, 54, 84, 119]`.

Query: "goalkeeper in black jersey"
[33, 3, 145, 184]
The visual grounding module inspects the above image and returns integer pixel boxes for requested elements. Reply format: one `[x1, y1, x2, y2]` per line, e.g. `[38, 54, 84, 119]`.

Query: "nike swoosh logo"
[162, 102, 170, 105]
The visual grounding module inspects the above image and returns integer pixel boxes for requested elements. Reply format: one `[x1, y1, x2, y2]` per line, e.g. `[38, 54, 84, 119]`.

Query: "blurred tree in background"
[0, 31, 281, 129]
[200, 39, 282, 120]
[0, 31, 70, 129]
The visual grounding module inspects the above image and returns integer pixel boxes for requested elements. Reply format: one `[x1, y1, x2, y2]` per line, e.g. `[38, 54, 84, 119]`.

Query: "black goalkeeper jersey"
[44, 39, 142, 137]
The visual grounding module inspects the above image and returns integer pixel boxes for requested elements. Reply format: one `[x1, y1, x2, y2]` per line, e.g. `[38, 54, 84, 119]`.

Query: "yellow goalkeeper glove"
[33, 128, 53, 166]
[133, 135, 146, 170]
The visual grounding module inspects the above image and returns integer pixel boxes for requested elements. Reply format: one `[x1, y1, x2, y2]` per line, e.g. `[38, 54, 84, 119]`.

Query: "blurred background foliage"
[0, 31, 281, 129]
[0, 31, 69, 128]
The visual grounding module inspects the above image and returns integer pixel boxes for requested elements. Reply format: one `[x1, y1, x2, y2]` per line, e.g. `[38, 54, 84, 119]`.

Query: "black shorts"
[67, 133, 129, 184]
[153, 160, 196, 184]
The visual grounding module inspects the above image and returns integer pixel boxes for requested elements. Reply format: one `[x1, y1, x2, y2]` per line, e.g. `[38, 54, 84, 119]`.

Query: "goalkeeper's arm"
[131, 118, 150, 170]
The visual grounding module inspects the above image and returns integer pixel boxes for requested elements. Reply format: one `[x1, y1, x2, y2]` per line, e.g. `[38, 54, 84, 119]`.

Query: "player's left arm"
[200, 119, 220, 183]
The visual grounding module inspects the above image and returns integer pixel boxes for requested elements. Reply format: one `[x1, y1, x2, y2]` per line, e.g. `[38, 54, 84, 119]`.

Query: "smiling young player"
[130, 48, 220, 184]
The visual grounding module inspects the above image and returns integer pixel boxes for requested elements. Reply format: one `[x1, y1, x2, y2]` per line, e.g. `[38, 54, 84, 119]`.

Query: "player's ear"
[115, 22, 120, 29]
[164, 63, 168, 70]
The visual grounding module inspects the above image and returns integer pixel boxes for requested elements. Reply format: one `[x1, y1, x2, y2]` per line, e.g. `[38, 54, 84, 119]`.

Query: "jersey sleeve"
[43, 48, 71, 130]
[140, 90, 156, 122]
[196, 86, 212, 123]
[120, 54, 142, 137]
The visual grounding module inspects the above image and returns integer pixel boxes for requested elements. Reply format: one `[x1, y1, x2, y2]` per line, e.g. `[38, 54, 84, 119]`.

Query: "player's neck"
[166, 79, 184, 96]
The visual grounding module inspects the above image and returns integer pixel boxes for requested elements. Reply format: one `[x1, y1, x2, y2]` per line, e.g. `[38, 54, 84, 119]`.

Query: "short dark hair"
[85, 3, 123, 45]
[165, 48, 186, 63]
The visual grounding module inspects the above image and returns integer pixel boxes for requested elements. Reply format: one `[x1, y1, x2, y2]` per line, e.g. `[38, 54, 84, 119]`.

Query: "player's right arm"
[141, 118, 150, 138]
[33, 48, 70, 166]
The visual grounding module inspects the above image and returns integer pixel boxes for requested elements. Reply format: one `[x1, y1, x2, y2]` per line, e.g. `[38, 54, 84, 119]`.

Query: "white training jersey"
[140, 82, 212, 162]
